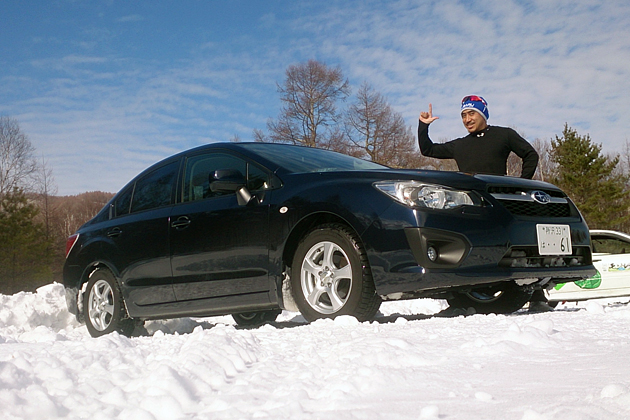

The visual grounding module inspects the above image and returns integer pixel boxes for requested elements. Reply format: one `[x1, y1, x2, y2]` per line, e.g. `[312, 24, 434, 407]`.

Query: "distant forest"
[0, 190, 113, 295]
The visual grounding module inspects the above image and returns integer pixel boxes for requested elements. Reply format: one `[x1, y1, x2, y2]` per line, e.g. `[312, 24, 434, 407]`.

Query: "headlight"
[374, 181, 478, 209]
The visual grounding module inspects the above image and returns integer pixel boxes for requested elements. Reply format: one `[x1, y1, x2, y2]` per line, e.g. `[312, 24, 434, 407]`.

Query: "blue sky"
[2, 0, 629, 195]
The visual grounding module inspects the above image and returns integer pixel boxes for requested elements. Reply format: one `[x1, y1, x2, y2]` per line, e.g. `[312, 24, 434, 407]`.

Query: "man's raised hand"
[419, 103, 439, 124]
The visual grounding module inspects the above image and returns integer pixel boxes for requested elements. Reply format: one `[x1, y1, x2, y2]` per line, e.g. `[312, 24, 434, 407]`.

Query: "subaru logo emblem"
[530, 190, 551, 204]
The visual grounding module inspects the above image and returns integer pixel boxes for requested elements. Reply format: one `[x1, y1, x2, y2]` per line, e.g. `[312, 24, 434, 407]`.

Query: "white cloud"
[2, 0, 629, 195]
[295, 0, 630, 150]
[4, 50, 285, 194]
[117, 14, 144, 23]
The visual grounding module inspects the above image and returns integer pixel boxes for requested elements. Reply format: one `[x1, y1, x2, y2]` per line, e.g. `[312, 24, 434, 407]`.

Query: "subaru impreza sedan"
[63, 142, 595, 337]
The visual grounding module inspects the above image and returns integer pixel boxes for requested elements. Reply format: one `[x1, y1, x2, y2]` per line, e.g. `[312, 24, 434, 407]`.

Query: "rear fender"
[74, 260, 123, 319]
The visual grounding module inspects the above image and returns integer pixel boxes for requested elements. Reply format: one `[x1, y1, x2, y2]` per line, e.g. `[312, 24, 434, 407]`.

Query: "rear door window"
[130, 161, 179, 213]
[113, 187, 132, 217]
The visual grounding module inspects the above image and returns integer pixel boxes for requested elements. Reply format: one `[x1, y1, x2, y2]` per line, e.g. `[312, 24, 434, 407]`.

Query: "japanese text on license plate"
[536, 224, 572, 255]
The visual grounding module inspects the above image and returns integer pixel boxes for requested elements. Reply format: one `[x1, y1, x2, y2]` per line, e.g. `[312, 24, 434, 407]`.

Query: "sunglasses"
[462, 95, 487, 106]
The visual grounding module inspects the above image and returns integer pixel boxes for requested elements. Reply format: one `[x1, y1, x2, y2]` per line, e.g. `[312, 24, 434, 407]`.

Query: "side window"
[247, 163, 271, 191]
[113, 187, 132, 218]
[592, 238, 630, 255]
[130, 161, 178, 213]
[183, 154, 246, 202]
[183, 153, 271, 202]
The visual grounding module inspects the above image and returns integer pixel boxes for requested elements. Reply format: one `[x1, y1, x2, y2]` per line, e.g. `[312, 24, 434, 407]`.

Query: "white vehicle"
[547, 230, 630, 304]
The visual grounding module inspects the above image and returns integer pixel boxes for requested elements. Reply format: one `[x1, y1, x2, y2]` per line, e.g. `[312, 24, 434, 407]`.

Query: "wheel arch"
[278, 212, 365, 312]
[287, 218, 381, 321]
[76, 260, 124, 318]
[282, 212, 362, 272]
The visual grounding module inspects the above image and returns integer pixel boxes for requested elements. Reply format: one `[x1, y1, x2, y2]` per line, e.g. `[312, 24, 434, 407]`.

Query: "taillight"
[65, 234, 80, 258]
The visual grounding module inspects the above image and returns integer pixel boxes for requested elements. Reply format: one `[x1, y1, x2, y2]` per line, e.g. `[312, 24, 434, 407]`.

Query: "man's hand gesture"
[419, 103, 439, 124]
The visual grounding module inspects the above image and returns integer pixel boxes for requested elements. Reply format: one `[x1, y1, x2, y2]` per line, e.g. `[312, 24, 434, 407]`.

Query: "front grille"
[498, 200, 571, 217]
[487, 186, 565, 198]
[488, 186, 574, 218]
[499, 246, 591, 268]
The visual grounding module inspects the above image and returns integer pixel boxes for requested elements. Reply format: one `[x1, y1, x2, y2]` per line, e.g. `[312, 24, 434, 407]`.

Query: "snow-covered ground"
[1, 283, 630, 420]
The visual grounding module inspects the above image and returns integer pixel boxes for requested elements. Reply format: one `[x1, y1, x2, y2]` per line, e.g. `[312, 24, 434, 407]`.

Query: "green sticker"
[575, 271, 602, 289]
[554, 270, 602, 290]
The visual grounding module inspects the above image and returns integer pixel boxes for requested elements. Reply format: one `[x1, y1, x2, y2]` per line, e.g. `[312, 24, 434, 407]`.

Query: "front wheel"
[83, 268, 134, 337]
[291, 224, 381, 322]
[447, 283, 533, 314]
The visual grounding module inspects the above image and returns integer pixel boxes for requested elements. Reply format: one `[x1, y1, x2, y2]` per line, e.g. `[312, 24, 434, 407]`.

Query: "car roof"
[158, 141, 386, 174]
[119, 141, 564, 196]
[590, 229, 630, 242]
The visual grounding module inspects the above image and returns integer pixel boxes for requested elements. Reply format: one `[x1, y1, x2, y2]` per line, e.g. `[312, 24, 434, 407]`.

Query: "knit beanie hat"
[461, 95, 489, 121]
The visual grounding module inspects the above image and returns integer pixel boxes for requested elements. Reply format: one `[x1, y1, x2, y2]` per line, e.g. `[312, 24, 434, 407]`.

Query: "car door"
[169, 151, 272, 304]
[592, 235, 630, 295]
[105, 160, 179, 309]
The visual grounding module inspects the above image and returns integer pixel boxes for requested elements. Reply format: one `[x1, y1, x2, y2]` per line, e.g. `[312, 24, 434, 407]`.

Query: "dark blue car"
[63, 142, 595, 336]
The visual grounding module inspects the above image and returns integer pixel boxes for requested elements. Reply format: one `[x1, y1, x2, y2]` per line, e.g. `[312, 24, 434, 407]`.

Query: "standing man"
[418, 95, 538, 178]
[419, 95, 552, 313]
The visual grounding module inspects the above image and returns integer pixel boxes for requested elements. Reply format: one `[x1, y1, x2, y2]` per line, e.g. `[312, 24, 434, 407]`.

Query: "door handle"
[171, 216, 191, 229]
[107, 227, 122, 237]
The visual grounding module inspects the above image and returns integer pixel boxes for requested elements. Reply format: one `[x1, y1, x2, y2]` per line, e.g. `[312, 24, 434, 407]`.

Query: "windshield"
[240, 143, 387, 173]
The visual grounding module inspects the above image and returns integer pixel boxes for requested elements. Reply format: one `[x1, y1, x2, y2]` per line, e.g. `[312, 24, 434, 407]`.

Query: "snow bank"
[0, 283, 629, 419]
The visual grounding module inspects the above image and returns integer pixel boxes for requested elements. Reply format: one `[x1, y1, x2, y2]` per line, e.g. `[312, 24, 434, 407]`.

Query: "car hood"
[293, 169, 563, 194]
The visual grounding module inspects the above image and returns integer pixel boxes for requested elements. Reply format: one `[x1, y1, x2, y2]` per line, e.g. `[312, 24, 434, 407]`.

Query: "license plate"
[536, 224, 572, 255]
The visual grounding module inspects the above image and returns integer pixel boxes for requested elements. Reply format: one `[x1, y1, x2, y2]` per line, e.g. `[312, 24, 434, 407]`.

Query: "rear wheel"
[291, 223, 381, 322]
[232, 310, 281, 327]
[83, 268, 134, 337]
[447, 283, 532, 314]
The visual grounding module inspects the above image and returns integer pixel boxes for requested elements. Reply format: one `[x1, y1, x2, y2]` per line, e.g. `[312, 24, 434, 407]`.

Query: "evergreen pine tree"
[550, 124, 630, 229]
[0, 188, 52, 294]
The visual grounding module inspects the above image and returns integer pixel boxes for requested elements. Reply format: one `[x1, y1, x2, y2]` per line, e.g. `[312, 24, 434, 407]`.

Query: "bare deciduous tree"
[531, 138, 554, 181]
[0, 116, 38, 198]
[34, 157, 58, 242]
[267, 60, 350, 148]
[504, 128, 547, 179]
[53, 191, 113, 240]
[252, 129, 266, 143]
[506, 136, 562, 181]
[621, 139, 630, 176]
[345, 83, 418, 168]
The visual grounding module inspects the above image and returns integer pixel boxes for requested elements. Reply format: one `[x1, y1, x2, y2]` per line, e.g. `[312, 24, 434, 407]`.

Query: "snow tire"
[291, 223, 381, 322]
[232, 310, 281, 327]
[83, 268, 134, 337]
[447, 283, 533, 314]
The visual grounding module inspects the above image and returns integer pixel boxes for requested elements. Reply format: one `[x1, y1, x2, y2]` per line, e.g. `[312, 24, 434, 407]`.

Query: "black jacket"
[418, 122, 539, 179]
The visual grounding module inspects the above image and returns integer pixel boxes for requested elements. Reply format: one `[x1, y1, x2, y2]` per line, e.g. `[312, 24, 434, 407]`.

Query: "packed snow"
[1, 283, 630, 420]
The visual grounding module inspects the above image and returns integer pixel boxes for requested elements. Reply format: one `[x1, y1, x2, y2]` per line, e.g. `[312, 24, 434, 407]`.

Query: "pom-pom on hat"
[461, 95, 489, 121]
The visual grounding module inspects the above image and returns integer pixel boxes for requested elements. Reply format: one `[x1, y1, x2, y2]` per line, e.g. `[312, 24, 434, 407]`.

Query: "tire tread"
[293, 223, 381, 322]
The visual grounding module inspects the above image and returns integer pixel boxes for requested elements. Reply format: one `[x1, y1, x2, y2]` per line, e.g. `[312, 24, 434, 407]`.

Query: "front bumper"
[364, 202, 595, 297]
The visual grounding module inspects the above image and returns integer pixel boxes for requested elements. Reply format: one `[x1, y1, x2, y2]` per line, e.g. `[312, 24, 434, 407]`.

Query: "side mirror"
[210, 169, 255, 206]
[210, 169, 246, 192]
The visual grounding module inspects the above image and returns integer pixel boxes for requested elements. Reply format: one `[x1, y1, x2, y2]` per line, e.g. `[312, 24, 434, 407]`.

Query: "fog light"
[427, 246, 438, 262]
